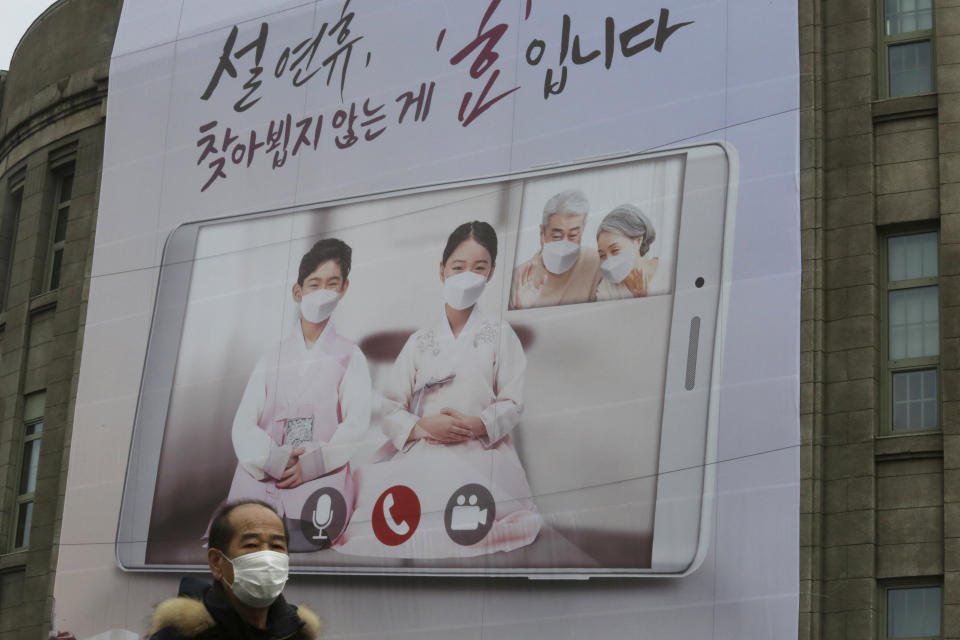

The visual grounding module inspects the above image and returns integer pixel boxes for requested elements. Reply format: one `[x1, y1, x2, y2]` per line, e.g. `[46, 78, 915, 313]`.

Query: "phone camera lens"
[695, 277, 705, 288]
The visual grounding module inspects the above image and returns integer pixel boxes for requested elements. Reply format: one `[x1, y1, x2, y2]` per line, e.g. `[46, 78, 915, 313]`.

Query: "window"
[0, 176, 23, 309]
[880, 0, 934, 97]
[883, 231, 939, 432]
[44, 167, 73, 291]
[12, 391, 45, 549]
[882, 582, 942, 639]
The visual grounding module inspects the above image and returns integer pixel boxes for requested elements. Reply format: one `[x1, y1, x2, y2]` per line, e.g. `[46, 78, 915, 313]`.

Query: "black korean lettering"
[525, 39, 546, 65]
[201, 27, 239, 101]
[395, 82, 436, 124]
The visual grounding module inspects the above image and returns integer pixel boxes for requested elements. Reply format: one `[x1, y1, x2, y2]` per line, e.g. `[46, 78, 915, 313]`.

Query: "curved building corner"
[0, 0, 121, 637]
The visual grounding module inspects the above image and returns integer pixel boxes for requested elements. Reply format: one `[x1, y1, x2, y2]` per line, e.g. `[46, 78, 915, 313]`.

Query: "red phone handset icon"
[372, 485, 420, 546]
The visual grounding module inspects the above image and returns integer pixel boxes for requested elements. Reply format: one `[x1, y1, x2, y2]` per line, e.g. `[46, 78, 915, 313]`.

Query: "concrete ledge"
[0, 549, 28, 572]
[28, 290, 58, 315]
[876, 431, 944, 460]
[872, 93, 939, 123]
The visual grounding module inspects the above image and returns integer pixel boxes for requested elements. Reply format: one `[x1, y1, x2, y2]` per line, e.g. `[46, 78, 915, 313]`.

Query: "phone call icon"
[372, 485, 420, 546]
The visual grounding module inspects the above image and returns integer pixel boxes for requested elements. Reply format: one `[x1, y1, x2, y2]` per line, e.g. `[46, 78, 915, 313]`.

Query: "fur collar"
[151, 595, 322, 639]
[151, 596, 215, 637]
[296, 605, 323, 640]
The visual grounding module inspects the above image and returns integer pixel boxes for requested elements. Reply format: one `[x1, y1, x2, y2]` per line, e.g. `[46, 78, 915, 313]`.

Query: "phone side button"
[685, 316, 701, 390]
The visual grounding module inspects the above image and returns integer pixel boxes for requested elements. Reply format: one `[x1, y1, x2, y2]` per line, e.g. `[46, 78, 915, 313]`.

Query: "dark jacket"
[149, 578, 322, 640]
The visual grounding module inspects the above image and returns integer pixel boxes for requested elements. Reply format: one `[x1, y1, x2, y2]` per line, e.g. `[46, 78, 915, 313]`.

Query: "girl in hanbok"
[337, 221, 542, 559]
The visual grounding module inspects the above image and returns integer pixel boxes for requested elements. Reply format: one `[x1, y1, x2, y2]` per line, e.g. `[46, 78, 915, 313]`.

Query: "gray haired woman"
[595, 204, 660, 300]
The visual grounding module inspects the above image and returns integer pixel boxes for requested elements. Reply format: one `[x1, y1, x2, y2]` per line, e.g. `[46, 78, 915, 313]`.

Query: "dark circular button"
[443, 483, 496, 546]
[299, 487, 348, 550]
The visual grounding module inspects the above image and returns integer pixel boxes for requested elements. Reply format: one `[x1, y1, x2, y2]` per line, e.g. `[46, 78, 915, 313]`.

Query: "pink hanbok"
[224, 320, 371, 519]
[336, 306, 541, 558]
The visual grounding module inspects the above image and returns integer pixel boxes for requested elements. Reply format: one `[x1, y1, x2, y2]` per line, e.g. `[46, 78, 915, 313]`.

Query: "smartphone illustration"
[116, 142, 736, 576]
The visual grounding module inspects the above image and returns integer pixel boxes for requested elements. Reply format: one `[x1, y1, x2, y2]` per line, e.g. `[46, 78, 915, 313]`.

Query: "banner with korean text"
[55, 1, 800, 638]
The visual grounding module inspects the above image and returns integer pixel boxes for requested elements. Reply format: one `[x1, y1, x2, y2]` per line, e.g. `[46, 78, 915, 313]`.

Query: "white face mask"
[299, 288, 340, 323]
[540, 240, 580, 275]
[220, 549, 289, 609]
[600, 251, 636, 284]
[442, 271, 487, 310]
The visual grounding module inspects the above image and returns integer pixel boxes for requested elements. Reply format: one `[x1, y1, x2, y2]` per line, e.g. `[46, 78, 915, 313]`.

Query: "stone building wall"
[0, 1, 120, 638]
[801, 0, 959, 638]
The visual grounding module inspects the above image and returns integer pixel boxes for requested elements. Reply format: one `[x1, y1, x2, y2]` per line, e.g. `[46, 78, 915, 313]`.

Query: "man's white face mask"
[443, 271, 487, 310]
[540, 239, 580, 275]
[600, 250, 636, 284]
[300, 288, 339, 323]
[220, 549, 289, 608]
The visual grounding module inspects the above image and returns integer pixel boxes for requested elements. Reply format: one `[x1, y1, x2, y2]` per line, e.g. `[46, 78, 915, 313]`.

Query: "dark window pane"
[59, 174, 73, 204]
[888, 232, 938, 281]
[0, 189, 22, 310]
[18, 438, 40, 494]
[894, 403, 908, 428]
[888, 586, 941, 637]
[54, 208, 69, 243]
[923, 399, 938, 427]
[26, 421, 43, 436]
[888, 287, 938, 359]
[15, 501, 33, 548]
[892, 369, 938, 430]
[885, 0, 933, 35]
[889, 41, 933, 97]
[49, 248, 63, 290]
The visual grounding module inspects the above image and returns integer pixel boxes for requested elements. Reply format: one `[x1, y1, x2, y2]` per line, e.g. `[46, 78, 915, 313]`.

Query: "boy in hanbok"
[338, 221, 541, 559]
[224, 238, 371, 530]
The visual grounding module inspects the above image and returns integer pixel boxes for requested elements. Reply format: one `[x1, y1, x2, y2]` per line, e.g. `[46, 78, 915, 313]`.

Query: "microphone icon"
[312, 493, 334, 541]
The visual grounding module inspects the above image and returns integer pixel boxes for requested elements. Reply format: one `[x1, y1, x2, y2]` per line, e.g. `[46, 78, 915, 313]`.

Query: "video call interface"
[135, 153, 688, 571]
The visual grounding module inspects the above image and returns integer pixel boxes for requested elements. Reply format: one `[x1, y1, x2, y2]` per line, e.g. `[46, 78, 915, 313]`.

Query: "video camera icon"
[451, 494, 487, 531]
[444, 483, 495, 546]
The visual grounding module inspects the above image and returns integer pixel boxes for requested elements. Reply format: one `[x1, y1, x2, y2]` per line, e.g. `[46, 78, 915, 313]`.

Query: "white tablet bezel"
[115, 142, 737, 577]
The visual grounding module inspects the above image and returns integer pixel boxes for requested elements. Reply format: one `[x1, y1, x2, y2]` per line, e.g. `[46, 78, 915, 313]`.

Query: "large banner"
[56, 0, 799, 636]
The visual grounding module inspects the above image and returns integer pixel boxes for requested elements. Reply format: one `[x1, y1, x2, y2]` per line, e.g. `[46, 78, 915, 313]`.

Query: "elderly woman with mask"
[595, 204, 663, 300]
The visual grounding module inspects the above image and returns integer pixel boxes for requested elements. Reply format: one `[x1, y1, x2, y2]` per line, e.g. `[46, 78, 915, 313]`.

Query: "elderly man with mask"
[149, 500, 321, 640]
[510, 189, 602, 309]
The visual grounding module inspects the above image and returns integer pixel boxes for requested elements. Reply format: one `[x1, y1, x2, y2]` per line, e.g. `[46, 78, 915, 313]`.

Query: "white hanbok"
[336, 306, 542, 558]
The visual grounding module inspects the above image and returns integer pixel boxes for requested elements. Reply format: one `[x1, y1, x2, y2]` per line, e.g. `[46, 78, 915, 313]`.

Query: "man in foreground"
[150, 500, 322, 639]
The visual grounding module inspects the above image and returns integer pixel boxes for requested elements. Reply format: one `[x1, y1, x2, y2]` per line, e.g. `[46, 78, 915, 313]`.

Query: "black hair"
[441, 221, 498, 266]
[298, 238, 352, 285]
[208, 499, 290, 553]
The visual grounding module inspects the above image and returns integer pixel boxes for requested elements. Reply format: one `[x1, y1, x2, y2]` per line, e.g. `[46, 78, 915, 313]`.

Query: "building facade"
[0, 0, 121, 637]
[801, 1, 960, 639]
